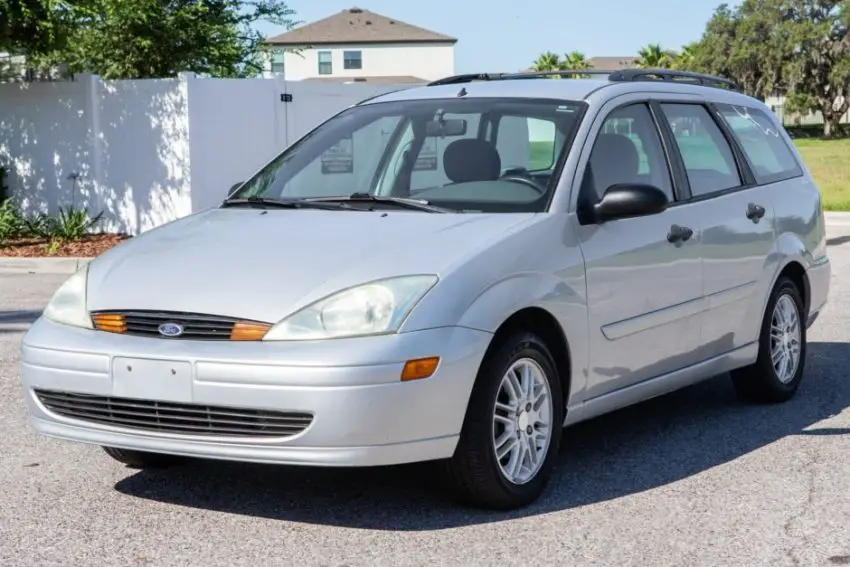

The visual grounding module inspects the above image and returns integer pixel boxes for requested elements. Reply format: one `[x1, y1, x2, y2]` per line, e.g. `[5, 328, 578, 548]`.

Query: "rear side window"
[716, 104, 803, 185]
[660, 103, 743, 197]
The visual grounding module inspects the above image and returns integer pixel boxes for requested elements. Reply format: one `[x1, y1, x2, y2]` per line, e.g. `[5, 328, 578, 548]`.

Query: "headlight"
[42, 265, 93, 329]
[263, 275, 438, 341]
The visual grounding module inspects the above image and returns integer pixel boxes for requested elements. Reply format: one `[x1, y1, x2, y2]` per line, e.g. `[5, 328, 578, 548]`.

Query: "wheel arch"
[776, 261, 810, 316]
[486, 306, 572, 413]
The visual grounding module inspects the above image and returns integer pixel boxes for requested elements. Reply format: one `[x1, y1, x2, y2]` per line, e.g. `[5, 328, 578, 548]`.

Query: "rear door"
[655, 101, 778, 359]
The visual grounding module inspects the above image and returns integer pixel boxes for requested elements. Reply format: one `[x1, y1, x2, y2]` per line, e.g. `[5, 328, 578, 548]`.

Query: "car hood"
[86, 208, 538, 323]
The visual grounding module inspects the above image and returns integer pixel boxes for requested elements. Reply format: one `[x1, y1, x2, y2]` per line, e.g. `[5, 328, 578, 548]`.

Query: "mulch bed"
[0, 234, 129, 257]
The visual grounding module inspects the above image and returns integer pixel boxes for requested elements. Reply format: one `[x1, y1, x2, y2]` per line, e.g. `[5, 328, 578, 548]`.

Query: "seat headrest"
[590, 133, 640, 194]
[443, 139, 502, 184]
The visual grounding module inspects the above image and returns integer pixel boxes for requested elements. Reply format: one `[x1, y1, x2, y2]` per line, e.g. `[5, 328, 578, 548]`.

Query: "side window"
[528, 118, 557, 170]
[660, 103, 742, 197]
[716, 104, 803, 184]
[583, 103, 674, 202]
[495, 115, 559, 173]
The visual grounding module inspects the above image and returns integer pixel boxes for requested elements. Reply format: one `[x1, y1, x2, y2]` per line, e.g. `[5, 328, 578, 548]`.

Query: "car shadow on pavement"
[114, 341, 850, 530]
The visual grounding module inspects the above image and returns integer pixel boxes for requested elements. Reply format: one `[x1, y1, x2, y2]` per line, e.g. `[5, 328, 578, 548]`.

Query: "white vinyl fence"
[0, 73, 400, 235]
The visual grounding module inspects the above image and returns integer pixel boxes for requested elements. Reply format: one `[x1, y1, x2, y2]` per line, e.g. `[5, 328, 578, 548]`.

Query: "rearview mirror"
[591, 183, 669, 224]
[425, 118, 467, 137]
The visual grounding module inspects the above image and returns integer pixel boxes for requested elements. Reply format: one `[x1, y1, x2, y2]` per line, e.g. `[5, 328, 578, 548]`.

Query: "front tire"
[102, 446, 184, 469]
[442, 331, 564, 510]
[731, 276, 807, 403]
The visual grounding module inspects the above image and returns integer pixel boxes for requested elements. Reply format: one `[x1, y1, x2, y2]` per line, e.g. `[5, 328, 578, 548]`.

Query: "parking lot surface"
[2, 225, 849, 567]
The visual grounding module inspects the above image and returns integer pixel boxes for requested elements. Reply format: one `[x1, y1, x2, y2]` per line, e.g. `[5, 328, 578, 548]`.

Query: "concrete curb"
[825, 212, 850, 226]
[0, 257, 92, 275]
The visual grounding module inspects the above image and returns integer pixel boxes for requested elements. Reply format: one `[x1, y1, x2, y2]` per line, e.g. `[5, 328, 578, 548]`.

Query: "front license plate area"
[112, 358, 193, 403]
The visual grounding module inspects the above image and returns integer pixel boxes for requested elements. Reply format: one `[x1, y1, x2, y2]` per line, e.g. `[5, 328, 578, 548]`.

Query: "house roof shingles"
[266, 8, 457, 46]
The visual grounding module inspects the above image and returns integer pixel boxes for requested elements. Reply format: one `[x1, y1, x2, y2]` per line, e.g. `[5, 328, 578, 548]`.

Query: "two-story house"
[263, 7, 456, 84]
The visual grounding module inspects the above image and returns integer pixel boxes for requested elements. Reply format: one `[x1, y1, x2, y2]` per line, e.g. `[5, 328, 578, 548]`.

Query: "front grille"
[90, 310, 270, 341]
[34, 389, 313, 438]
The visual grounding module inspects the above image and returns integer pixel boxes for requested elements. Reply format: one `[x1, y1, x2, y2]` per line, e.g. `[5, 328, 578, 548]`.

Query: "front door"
[573, 100, 705, 401]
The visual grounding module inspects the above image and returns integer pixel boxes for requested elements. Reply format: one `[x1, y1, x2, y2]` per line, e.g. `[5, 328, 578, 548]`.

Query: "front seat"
[588, 133, 640, 199]
[443, 139, 502, 184]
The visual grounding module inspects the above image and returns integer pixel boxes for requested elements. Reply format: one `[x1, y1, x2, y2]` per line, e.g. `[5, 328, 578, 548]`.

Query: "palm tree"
[560, 50, 591, 77]
[561, 51, 590, 70]
[673, 43, 699, 71]
[636, 44, 677, 69]
[531, 51, 562, 72]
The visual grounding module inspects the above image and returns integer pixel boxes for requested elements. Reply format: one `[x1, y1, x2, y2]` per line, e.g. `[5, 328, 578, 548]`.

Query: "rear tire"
[731, 276, 806, 404]
[442, 331, 564, 510]
[102, 446, 184, 469]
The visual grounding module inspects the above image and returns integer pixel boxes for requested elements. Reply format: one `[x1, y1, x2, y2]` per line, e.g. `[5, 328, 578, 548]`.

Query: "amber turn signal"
[401, 357, 440, 382]
[92, 313, 127, 334]
[230, 321, 272, 341]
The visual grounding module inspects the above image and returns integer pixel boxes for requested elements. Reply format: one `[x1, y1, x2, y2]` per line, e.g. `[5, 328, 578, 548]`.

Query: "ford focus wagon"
[20, 69, 830, 510]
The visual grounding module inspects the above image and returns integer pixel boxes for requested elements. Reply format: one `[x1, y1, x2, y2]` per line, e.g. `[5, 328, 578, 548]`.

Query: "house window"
[270, 50, 284, 75]
[318, 51, 332, 75]
[343, 51, 362, 70]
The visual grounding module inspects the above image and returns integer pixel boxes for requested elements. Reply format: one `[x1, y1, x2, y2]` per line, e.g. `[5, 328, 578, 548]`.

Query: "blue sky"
[259, 0, 742, 73]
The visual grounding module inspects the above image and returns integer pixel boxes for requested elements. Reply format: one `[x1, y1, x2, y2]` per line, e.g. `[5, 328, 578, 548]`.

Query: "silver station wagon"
[20, 69, 831, 510]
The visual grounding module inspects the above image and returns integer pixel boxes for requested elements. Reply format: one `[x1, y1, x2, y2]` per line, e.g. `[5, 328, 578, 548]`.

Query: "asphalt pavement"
[1, 226, 849, 567]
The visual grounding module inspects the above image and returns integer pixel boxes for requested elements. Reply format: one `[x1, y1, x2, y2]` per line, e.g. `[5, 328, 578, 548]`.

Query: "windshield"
[230, 97, 586, 213]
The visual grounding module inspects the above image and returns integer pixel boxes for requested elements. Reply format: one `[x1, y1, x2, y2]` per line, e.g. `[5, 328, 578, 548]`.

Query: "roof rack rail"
[426, 69, 610, 86]
[426, 67, 743, 93]
[426, 73, 512, 86]
[511, 69, 613, 80]
[608, 68, 743, 92]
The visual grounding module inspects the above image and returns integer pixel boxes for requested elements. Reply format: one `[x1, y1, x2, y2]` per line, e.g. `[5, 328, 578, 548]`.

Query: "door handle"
[667, 224, 694, 243]
[746, 202, 766, 222]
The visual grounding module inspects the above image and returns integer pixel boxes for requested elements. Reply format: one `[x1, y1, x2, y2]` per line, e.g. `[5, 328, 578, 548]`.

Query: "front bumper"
[20, 318, 492, 467]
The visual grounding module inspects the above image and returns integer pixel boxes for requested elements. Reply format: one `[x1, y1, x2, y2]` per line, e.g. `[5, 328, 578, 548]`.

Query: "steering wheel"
[499, 173, 547, 194]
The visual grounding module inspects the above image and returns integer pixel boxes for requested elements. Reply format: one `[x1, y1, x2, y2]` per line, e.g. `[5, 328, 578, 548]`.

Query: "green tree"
[673, 42, 700, 71]
[693, 0, 849, 137]
[636, 43, 677, 69]
[780, 0, 850, 137]
[31, 0, 296, 79]
[560, 50, 591, 77]
[531, 51, 561, 72]
[561, 51, 590, 70]
[1, 0, 48, 54]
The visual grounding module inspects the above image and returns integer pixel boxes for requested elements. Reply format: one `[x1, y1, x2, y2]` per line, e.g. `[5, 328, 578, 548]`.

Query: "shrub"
[0, 201, 104, 247]
[0, 198, 23, 244]
[50, 206, 104, 240]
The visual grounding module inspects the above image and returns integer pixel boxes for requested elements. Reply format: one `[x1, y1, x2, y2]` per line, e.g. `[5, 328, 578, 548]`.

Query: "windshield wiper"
[304, 193, 451, 213]
[220, 196, 355, 211]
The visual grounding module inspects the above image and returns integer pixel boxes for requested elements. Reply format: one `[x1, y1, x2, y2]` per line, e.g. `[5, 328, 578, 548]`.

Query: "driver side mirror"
[590, 183, 669, 224]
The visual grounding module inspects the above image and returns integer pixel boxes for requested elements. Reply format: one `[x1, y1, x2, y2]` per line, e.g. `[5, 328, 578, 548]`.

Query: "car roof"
[359, 69, 765, 109]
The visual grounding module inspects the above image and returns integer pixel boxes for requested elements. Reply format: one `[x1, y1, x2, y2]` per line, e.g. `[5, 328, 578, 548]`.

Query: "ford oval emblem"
[158, 322, 184, 337]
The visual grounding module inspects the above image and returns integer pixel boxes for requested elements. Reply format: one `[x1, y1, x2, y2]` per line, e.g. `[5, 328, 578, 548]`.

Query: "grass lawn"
[793, 138, 850, 211]
[530, 138, 849, 211]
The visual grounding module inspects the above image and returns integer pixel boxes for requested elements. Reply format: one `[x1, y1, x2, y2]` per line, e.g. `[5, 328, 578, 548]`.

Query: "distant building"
[263, 7, 456, 84]
[522, 56, 638, 73]
[587, 56, 638, 71]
